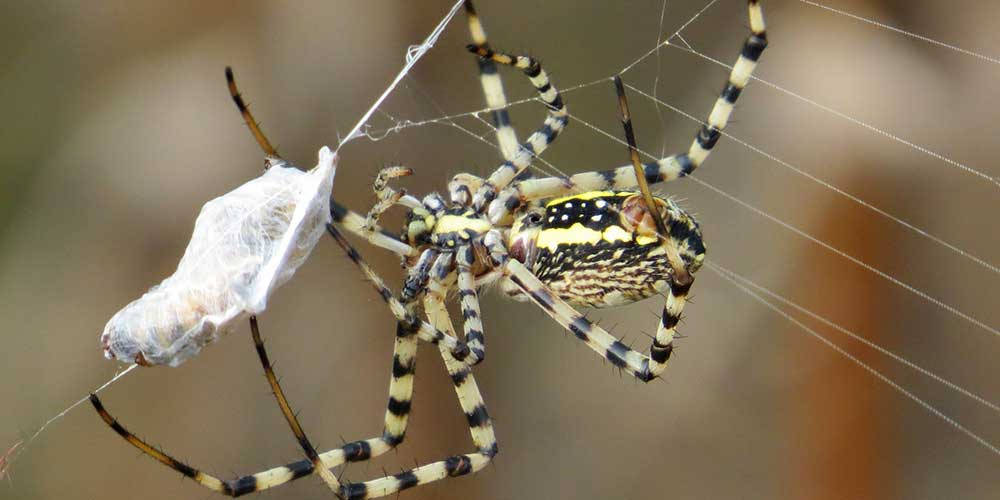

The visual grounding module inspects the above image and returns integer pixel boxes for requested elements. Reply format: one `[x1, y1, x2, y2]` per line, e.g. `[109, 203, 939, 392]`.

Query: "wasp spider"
[91, 1, 766, 498]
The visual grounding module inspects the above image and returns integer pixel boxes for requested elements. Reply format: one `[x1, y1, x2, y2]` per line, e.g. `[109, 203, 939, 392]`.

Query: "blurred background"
[1, 0, 997, 498]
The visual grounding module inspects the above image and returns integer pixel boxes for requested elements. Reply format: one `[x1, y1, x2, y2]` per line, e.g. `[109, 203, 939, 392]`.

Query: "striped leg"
[401, 248, 438, 303]
[503, 258, 688, 382]
[467, 46, 569, 212]
[448, 173, 484, 206]
[330, 202, 417, 258]
[456, 245, 487, 362]
[89, 316, 423, 496]
[464, 0, 518, 162]
[487, 0, 767, 222]
[423, 274, 497, 457]
[332, 260, 497, 499]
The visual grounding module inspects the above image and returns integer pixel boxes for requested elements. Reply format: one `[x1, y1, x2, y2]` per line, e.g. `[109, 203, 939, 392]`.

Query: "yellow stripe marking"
[433, 215, 492, 234]
[536, 222, 662, 252]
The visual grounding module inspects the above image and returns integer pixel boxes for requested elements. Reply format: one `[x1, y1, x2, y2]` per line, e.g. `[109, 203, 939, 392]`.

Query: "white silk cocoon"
[101, 147, 337, 366]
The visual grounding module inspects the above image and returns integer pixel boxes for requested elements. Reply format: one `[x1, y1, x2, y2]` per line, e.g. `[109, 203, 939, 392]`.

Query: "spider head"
[505, 191, 704, 307]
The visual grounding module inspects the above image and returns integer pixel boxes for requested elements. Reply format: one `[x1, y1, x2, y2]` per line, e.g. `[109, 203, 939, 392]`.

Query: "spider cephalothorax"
[92, 1, 765, 498]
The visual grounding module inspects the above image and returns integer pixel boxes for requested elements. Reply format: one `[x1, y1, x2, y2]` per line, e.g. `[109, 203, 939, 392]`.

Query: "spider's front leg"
[363, 165, 415, 233]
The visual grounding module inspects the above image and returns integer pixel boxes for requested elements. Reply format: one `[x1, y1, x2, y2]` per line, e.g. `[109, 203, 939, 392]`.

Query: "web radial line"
[337, 0, 465, 150]
[667, 44, 1000, 188]
[6, 364, 138, 471]
[705, 261, 1000, 457]
[709, 261, 1000, 415]
[622, 83, 998, 275]
[651, 0, 671, 159]
[620, 0, 721, 75]
[361, 77, 603, 141]
[798, 0, 1000, 65]
[561, 109, 999, 338]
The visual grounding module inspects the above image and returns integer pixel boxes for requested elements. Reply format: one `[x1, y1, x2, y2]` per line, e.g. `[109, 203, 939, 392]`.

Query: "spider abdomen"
[506, 191, 704, 308]
[534, 239, 672, 307]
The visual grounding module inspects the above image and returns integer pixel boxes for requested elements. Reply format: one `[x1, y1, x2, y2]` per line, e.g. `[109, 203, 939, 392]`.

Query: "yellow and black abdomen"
[528, 191, 691, 308]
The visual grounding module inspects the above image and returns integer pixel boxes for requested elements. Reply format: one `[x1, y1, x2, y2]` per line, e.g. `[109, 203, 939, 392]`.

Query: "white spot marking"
[595, 200, 607, 208]
[561, 214, 569, 221]
[591, 215, 602, 222]
[564, 202, 573, 208]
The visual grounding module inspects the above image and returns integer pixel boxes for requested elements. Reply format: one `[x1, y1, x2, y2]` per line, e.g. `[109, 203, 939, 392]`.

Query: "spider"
[90, 1, 766, 498]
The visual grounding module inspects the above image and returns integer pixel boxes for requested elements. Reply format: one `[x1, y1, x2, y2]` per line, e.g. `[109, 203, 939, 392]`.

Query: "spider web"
[2, 1, 997, 498]
[342, 0, 999, 495]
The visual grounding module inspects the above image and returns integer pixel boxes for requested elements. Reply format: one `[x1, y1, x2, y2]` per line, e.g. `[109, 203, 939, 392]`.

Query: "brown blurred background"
[1, 1, 997, 498]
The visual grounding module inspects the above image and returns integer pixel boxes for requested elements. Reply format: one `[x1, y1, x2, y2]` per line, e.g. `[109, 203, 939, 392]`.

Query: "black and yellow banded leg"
[467, 45, 569, 213]
[329, 270, 497, 499]
[684, 0, 766, 168]
[423, 288, 497, 456]
[464, 0, 518, 164]
[448, 173, 485, 206]
[330, 202, 417, 258]
[487, 0, 767, 222]
[401, 248, 438, 303]
[456, 245, 487, 362]
[503, 258, 686, 382]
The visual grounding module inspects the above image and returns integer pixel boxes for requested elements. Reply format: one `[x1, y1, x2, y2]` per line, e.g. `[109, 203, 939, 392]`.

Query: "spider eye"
[526, 213, 543, 225]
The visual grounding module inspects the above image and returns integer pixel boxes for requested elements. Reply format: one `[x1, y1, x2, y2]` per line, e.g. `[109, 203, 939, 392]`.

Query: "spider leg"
[339, 275, 496, 499]
[614, 75, 669, 239]
[488, 0, 767, 222]
[330, 203, 417, 258]
[339, 348, 496, 498]
[464, 0, 519, 163]
[423, 267, 495, 455]
[448, 173, 485, 206]
[467, 46, 569, 212]
[225, 66, 278, 159]
[402, 248, 438, 304]
[364, 166, 418, 233]
[224, 66, 417, 258]
[328, 252, 497, 499]
[456, 245, 487, 363]
[248, 316, 342, 494]
[503, 258, 688, 382]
